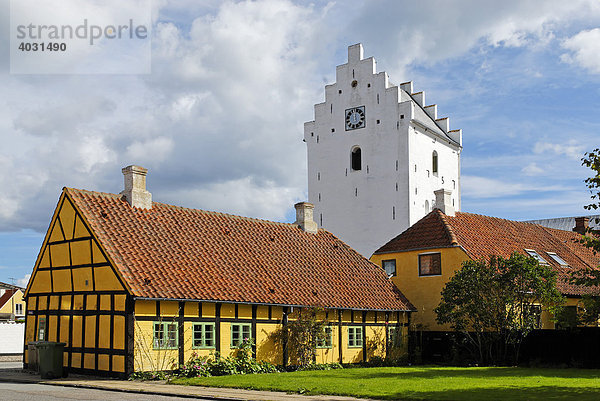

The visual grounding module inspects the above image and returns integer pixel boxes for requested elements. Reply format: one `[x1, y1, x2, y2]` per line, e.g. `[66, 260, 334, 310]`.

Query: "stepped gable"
[65, 187, 414, 311]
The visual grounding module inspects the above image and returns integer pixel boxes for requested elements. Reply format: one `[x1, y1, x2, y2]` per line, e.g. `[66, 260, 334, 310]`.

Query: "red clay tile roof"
[66, 188, 414, 311]
[375, 209, 600, 296]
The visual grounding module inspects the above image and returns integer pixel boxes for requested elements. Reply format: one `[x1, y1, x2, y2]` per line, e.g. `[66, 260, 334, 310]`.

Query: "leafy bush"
[128, 370, 171, 381]
[175, 338, 279, 378]
[297, 362, 343, 371]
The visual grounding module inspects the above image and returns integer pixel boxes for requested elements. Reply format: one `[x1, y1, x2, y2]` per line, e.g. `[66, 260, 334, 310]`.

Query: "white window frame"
[546, 252, 569, 267]
[524, 249, 548, 265]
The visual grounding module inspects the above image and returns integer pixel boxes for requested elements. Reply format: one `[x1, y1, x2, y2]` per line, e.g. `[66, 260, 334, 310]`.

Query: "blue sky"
[1, 0, 600, 286]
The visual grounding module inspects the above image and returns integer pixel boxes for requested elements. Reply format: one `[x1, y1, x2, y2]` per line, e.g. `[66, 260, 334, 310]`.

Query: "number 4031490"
[18, 42, 66, 51]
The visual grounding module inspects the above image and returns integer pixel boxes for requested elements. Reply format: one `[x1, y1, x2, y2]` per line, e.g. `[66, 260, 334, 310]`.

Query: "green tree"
[435, 253, 564, 365]
[570, 148, 600, 324]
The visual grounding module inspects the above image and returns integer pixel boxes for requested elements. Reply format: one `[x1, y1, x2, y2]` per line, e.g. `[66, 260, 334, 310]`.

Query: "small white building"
[304, 44, 462, 257]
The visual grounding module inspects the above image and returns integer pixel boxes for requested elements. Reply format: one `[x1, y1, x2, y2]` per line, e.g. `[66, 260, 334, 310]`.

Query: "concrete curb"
[0, 376, 238, 400]
[0, 370, 371, 401]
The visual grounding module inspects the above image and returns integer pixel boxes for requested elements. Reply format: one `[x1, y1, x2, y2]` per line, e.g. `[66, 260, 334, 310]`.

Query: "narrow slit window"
[351, 147, 362, 171]
[432, 151, 438, 174]
[38, 316, 47, 341]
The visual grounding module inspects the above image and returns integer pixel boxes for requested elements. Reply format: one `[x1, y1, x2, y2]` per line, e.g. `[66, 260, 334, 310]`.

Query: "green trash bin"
[36, 342, 67, 379]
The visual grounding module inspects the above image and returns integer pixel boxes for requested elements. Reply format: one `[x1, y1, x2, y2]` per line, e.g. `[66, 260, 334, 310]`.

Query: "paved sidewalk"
[0, 368, 373, 401]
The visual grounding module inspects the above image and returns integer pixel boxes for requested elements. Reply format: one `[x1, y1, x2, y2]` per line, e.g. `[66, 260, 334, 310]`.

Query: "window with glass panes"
[382, 259, 396, 276]
[419, 252, 441, 276]
[153, 322, 178, 349]
[38, 316, 46, 341]
[316, 326, 332, 348]
[193, 323, 215, 348]
[230, 323, 251, 348]
[348, 326, 363, 347]
[387, 326, 402, 347]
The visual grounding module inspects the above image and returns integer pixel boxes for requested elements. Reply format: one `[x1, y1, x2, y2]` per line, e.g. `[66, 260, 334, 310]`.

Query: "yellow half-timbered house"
[371, 206, 600, 331]
[24, 165, 415, 377]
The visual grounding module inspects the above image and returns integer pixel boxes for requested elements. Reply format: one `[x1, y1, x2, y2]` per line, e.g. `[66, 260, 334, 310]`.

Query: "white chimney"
[120, 165, 152, 209]
[434, 189, 455, 216]
[294, 202, 318, 234]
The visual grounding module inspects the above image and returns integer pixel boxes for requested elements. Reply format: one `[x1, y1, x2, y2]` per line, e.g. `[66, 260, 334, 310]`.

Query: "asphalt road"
[0, 382, 214, 400]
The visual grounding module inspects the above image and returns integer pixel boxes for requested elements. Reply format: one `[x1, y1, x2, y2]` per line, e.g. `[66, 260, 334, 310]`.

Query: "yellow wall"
[24, 193, 128, 375]
[132, 300, 409, 371]
[371, 246, 470, 331]
[372, 247, 582, 331]
[0, 289, 26, 319]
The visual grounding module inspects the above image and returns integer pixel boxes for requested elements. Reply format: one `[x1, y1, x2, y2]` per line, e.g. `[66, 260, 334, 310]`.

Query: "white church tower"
[304, 44, 462, 257]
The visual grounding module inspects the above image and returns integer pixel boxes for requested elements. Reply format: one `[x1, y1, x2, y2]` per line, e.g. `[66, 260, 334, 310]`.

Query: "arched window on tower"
[425, 200, 430, 213]
[351, 147, 362, 171]
[432, 151, 438, 175]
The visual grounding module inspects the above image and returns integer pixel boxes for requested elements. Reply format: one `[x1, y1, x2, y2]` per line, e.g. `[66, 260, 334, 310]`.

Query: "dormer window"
[525, 249, 548, 265]
[351, 147, 362, 171]
[546, 252, 569, 267]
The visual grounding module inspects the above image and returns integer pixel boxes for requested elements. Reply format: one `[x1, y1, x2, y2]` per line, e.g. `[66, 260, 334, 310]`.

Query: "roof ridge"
[65, 187, 300, 229]
[538, 224, 595, 270]
[435, 209, 459, 245]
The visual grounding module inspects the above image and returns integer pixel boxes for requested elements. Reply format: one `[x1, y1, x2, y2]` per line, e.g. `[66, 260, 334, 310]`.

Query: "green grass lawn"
[170, 366, 600, 400]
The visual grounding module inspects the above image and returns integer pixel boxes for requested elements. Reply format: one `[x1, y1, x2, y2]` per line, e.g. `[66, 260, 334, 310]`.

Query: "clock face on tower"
[345, 106, 366, 131]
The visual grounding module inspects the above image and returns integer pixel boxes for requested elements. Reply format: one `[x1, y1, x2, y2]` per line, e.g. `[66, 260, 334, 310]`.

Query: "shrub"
[175, 339, 279, 378]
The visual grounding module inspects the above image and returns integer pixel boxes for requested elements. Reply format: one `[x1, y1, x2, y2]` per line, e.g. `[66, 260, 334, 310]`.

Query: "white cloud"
[462, 175, 567, 199]
[0, 0, 331, 232]
[166, 176, 303, 222]
[349, 0, 600, 76]
[0, 0, 599, 238]
[125, 136, 174, 164]
[533, 141, 585, 160]
[521, 163, 544, 176]
[561, 28, 600, 74]
[17, 274, 30, 288]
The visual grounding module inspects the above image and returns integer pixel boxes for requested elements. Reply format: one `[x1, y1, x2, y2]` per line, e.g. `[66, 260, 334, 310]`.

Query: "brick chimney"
[120, 165, 152, 209]
[294, 202, 318, 234]
[434, 189, 455, 216]
[573, 217, 589, 235]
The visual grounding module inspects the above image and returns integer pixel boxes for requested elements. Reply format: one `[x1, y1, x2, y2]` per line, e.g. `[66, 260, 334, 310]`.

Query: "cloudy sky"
[1, 0, 600, 286]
